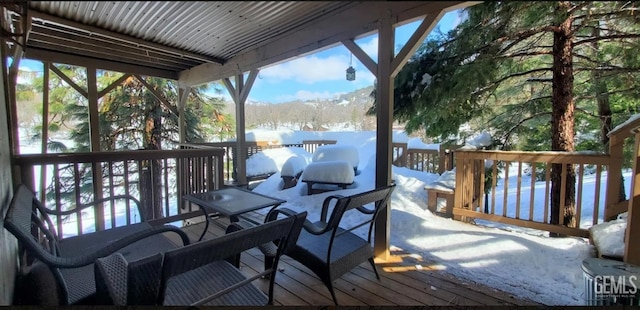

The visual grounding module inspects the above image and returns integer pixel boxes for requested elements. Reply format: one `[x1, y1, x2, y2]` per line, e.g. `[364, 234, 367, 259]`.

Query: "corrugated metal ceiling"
[21, 1, 352, 74]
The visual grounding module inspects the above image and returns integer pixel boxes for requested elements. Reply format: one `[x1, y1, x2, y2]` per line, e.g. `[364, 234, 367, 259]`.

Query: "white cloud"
[357, 36, 378, 62]
[261, 55, 350, 84]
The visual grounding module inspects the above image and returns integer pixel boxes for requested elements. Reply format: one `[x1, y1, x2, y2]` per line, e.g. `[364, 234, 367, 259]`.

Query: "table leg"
[198, 207, 210, 241]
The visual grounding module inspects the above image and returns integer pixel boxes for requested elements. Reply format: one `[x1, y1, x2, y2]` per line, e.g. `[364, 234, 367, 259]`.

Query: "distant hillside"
[224, 85, 378, 131]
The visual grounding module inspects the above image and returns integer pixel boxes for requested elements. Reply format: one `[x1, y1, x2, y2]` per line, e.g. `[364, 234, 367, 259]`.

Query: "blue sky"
[245, 10, 462, 103]
[19, 10, 462, 104]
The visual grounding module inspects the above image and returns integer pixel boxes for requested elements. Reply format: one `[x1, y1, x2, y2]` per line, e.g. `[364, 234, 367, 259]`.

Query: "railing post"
[605, 134, 625, 221]
[625, 131, 640, 265]
[453, 151, 464, 221]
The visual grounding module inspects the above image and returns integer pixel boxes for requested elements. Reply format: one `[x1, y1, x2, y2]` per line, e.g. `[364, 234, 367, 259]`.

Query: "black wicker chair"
[265, 184, 395, 305]
[4, 184, 191, 305]
[94, 211, 307, 306]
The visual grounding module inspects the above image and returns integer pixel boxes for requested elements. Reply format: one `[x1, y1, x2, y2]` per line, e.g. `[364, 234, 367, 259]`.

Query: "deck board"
[168, 217, 540, 306]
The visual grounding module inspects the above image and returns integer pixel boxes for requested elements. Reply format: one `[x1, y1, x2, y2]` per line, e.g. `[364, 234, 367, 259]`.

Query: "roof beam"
[25, 47, 178, 80]
[179, 1, 472, 86]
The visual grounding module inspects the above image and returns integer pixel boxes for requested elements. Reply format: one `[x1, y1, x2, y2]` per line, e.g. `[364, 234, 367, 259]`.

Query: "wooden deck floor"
[167, 214, 541, 306]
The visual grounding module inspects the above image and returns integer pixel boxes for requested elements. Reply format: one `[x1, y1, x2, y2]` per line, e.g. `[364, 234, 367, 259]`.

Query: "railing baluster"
[576, 164, 584, 228]
[491, 160, 497, 215]
[544, 163, 551, 224]
[73, 162, 82, 235]
[516, 161, 522, 219]
[593, 165, 603, 226]
[529, 162, 536, 221]
[108, 161, 116, 229]
[124, 160, 131, 225]
[503, 161, 510, 217]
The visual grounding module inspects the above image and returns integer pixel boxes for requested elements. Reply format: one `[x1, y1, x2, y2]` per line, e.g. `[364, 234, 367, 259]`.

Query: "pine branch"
[575, 87, 639, 101]
[574, 33, 640, 46]
[473, 68, 552, 96]
[501, 111, 553, 145]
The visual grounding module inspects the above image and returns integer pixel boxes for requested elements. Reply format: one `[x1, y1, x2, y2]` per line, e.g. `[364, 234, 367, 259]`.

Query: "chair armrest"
[42, 195, 144, 221]
[32, 225, 189, 269]
[356, 205, 375, 215]
[320, 195, 344, 222]
[267, 207, 326, 235]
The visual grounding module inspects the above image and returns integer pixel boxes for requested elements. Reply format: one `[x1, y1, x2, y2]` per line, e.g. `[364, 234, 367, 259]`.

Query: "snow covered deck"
[170, 215, 540, 306]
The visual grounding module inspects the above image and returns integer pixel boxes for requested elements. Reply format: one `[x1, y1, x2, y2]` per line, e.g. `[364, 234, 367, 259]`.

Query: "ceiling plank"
[25, 47, 179, 80]
[30, 24, 201, 69]
[179, 1, 471, 86]
[28, 32, 191, 71]
[28, 9, 223, 65]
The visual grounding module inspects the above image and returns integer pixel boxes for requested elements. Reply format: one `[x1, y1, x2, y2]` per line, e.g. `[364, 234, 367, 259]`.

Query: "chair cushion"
[58, 223, 179, 304]
[289, 224, 372, 280]
[163, 261, 267, 306]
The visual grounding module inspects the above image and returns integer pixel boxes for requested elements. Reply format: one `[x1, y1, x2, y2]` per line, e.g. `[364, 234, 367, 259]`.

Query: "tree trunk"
[140, 103, 164, 220]
[591, 24, 626, 202]
[550, 2, 576, 230]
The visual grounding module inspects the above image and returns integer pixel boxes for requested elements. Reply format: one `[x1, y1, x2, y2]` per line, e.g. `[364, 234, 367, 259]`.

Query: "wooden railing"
[12, 148, 225, 237]
[186, 140, 335, 183]
[393, 143, 458, 174]
[452, 150, 612, 238]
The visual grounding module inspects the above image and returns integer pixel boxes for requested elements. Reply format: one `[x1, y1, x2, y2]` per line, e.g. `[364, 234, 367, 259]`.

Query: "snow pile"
[245, 147, 312, 176]
[281, 155, 309, 177]
[312, 144, 359, 170]
[466, 131, 492, 148]
[300, 160, 355, 184]
[424, 168, 456, 192]
[589, 212, 627, 258]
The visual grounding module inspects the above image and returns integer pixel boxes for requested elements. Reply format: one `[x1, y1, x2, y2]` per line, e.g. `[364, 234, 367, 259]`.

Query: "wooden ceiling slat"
[27, 34, 185, 71]
[27, 9, 223, 64]
[30, 25, 200, 68]
[24, 47, 178, 80]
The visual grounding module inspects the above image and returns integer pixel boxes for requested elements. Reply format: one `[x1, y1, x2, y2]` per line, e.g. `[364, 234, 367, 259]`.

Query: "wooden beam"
[391, 11, 444, 77]
[222, 78, 238, 104]
[180, 1, 469, 86]
[97, 73, 132, 99]
[374, 15, 395, 261]
[625, 132, 640, 265]
[342, 39, 377, 76]
[39, 62, 50, 202]
[49, 64, 88, 98]
[133, 74, 179, 116]
[25, 47, 178, 80]
[87, 66, 100, 151]
[240, 70, 259, 104]
[28, 9, 223, 64]
[178, 87, 190, 144]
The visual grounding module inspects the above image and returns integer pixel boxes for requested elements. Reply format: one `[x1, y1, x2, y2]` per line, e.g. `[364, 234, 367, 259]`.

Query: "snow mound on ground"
[589, 212, 627, 258]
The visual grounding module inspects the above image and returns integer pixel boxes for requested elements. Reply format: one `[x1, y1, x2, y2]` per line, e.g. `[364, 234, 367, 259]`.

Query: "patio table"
[183, 187, 286, 241]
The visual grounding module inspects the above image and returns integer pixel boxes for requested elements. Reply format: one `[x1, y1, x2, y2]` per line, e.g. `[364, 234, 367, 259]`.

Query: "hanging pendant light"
[346, 53, 356, 81]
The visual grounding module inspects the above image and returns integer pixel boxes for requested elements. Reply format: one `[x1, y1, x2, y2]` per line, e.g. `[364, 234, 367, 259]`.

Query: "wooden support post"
[39, 62, 50, 203]
[624, 131, 640, 265]
[224, 70, 258, 187]
[87, 66, 105, 231]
